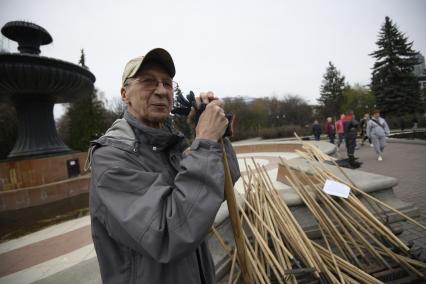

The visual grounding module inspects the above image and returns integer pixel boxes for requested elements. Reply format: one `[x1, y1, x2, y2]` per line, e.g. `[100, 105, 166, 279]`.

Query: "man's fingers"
[187, 107, 196, 126]
[210, 99, 224, 109]
[199, 91, 218, 105]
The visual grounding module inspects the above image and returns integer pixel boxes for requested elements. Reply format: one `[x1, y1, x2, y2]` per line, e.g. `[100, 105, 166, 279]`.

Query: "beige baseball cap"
[121, 48, 176, 86]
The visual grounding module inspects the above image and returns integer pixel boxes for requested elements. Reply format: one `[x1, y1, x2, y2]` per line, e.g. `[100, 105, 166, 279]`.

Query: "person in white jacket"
[367, 110, 390, 161]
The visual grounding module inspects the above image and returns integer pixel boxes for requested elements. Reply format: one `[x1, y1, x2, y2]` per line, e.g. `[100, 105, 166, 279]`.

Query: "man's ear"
[121, 87, 129, 105]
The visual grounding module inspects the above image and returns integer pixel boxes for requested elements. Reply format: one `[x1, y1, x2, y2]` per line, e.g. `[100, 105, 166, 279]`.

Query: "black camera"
[171, 89, 234, 137]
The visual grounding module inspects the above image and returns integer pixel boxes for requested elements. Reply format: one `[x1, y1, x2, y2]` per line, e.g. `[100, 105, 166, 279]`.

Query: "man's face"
[373, 112, 380, 119]
[121, 62, 173, 128]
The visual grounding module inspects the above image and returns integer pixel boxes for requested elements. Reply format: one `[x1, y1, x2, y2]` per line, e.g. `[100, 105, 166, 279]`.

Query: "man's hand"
[186, 91, 222, 125]
[190, 91, 227, 142]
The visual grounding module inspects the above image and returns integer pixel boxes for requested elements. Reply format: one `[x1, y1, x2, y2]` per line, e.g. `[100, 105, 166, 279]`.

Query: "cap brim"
[142, 48, 176, 78]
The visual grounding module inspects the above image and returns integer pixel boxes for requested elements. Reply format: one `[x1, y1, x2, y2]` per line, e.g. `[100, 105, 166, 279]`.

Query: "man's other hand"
[193, 92, 227, 142]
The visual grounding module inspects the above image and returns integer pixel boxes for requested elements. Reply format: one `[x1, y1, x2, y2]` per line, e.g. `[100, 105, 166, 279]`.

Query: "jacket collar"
[124, 110, 185, 151]
[86, 111, 187, 171]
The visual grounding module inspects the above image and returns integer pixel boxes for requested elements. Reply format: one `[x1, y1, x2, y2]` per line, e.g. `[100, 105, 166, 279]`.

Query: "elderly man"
[87, 48, 240, 283]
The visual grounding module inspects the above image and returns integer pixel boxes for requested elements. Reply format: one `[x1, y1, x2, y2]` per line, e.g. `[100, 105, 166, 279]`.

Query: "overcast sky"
[1, 0, 425, 118]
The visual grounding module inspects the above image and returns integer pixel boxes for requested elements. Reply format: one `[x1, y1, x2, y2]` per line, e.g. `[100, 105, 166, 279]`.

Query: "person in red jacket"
[335, 114, 345, 147]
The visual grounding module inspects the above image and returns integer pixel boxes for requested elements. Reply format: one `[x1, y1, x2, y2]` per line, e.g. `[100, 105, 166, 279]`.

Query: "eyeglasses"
[127, 77, 179, 91]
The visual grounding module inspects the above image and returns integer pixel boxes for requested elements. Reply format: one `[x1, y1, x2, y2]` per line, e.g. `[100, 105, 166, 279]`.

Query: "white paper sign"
[322, 179, 350, 198]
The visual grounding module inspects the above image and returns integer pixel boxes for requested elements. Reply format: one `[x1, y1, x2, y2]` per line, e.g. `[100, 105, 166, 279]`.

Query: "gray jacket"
[367, 117, 390, 138]
[88, 112, 240, 284]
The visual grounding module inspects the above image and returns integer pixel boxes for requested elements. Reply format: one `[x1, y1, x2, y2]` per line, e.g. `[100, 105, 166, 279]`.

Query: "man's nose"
[154, 82, 169, 94]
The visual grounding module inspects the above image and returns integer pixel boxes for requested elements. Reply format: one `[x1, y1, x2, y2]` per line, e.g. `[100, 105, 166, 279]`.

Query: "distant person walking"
[325, 117, 336, 144]
[335, 114, 345, 147]
[312, 120, 322, 141]
[399, 116, 406, 132]
[343, 112, 361, 168]
[367, 110, 390, 161]
[412, 115, 418, 131]
[360, 113, 371, 146]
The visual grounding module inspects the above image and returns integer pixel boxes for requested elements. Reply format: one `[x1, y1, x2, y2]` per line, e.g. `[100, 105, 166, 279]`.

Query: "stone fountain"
[0, 21, 95, 210]
[0, 21, 95, 159]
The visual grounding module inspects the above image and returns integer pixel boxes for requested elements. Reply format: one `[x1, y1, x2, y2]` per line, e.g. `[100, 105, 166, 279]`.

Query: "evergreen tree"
[73, 89, 110, 150]
[79, 49, 87, 68]
[370, 16, 422, 116]
[57, 51, 111, 151]
[58, 88, 111, 151]
[318, 62, 346, 118]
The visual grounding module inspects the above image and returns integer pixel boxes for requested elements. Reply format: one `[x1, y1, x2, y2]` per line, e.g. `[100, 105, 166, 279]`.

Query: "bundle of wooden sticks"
[213, 138, 426, 284]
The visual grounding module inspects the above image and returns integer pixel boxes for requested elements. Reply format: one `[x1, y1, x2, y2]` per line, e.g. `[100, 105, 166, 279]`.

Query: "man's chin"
[147, 113, 170, 124]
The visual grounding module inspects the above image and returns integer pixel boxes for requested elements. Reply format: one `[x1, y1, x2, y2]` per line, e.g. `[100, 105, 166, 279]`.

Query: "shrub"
[384, 114, 426, 130]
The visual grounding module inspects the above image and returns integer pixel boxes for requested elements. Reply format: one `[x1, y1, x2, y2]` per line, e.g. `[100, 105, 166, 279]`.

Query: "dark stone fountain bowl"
[0, 53, 95, 103]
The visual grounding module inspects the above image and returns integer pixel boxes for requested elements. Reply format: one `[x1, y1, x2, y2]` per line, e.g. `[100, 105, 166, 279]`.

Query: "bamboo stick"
[292, 148, 411, 253]
[313, 242, 384, 284]
[342, 200, 424, 277]
[232, 270, 241, 284]
[239, 204, 286, 282]
[301, 171, 369, 264]
[283, 162, 357, 264]
[228, 249, 238, 284]
[318, 224, 346, 283]
[325, 157, 426, 232]
[257, 170, 324, 278]
[240, 196, 295, 259]
[296, 135, 426, 231]
[221, 139, 252, 284]
[255, 165, 319, 267]
[242, 232, 269, 284]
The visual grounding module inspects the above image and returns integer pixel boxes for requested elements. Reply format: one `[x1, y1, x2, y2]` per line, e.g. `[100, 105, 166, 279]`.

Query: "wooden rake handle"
[220, 139, 252, 284]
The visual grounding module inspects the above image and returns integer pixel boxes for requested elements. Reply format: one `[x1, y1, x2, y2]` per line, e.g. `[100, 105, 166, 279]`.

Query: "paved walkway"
[0, 140, 425, 283]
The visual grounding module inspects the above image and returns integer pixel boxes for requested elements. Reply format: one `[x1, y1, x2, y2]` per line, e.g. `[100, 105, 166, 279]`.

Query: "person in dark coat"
[325, 117, 336, 144]
[399, 116, 406, 132]
[343, 113, 361, 168]
[312, 120, 322, 141]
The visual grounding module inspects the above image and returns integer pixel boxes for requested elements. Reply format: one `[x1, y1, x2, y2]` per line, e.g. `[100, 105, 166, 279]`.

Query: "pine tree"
[62, 88, 111, 151]
[370, 16, 422, 116]
[318, 61, 346, 118]
[57, 51, 111, 151]
[79, 49, 87, 68]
